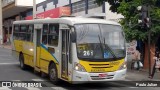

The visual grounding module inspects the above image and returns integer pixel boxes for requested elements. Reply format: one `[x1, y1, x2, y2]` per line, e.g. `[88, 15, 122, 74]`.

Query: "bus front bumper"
[72, 69, 127, 84]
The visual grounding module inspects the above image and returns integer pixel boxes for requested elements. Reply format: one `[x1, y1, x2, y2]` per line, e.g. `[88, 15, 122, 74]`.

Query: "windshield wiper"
[103, 37, 117, 59]
[98, 35, 105, 58]
[98, 35, 117, 59]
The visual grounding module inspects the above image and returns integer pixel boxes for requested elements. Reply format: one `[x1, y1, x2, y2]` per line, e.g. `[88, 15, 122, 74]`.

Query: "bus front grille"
[89, 64, 109, 66]
[89, 64, 113, 69]
[91, 66, 113, 68]
[90, 75, 114, 80]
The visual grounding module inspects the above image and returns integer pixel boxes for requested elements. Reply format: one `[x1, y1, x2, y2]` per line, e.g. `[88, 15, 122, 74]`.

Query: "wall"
[2, 0, 14, 7]
[71, 0, 81, 3]
[15, 0, 33, 7]
[35, 0, 123, 20]
[37, 0, 70, 14]
[88, 6, 102, 14]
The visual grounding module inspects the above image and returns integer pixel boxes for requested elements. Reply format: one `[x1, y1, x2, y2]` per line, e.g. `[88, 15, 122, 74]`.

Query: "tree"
[95, 0, 160, 43]
[96, 0, 160, 69]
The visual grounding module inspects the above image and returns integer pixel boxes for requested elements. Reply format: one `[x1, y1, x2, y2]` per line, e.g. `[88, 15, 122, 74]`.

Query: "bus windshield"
[75, 24, 126, 61]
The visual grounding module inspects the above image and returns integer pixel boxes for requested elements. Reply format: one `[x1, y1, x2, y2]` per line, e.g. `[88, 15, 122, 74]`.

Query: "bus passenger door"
[61, 29, 70, 80]
[33, 24, 42, 71]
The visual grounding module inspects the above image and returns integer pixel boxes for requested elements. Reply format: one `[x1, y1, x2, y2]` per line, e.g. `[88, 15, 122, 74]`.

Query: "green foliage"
[95, 0, 160, 43]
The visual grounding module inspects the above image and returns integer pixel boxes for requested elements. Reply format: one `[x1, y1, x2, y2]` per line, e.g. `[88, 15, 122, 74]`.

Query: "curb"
[0, 45, 11, 49]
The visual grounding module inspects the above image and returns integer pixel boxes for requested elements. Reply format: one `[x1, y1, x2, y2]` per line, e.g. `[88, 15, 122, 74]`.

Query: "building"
[1, 0, 123, 44]
[1, 0, 33, 43]
[0, 0, 124, 44]
[35, 0, 123, 20]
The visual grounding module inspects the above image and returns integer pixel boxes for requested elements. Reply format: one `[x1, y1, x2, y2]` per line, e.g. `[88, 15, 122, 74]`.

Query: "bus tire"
[19, 54, 26, 70]
[49, 63, 59, 84]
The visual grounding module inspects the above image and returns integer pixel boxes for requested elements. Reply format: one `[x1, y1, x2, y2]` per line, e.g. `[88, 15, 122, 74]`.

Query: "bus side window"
[42, 24, 48, 45]
[26, 25, 30, 42]
[20, 25, 27, 40]
[48, 24, 59, 46]
[26, 25, 33, 42]
[31, 25, 34, 42]
[13, 25, 19, 40]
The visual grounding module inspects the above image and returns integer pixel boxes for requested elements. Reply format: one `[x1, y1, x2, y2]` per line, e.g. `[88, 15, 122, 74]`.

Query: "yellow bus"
[11, 17, 127, 84]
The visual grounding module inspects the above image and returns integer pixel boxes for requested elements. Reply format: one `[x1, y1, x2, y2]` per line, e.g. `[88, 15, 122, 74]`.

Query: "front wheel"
[49, 63, 59, 84]
[19, 54, 26, 70]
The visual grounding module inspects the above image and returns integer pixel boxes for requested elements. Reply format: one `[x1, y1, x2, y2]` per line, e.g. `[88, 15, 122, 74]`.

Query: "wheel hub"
[50, 68, 56, 80]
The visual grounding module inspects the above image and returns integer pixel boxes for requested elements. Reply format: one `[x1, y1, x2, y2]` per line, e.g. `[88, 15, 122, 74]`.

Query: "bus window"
[19, 25, 27, 40]
[42, 24, 48, 45]
[48, 24, 59, 46]
[20, 25, 27, 32]
[13, 25, 19, 40]
[26, 25, 31, 42]
[31, 25, 34, 42]
[14, 25, 19, 32]
[26, 25, 34, 42]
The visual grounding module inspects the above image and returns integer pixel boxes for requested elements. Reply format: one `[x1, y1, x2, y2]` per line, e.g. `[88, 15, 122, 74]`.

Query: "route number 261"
[83, 50, 93, 56]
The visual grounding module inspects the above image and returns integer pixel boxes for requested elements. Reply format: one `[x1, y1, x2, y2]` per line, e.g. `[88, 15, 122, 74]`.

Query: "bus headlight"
[119, 62, 127, 70]
[74, 63, 86, 72]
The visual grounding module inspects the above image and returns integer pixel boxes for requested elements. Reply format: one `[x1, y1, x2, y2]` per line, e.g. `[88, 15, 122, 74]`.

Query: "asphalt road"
[0, 47, 159, 90]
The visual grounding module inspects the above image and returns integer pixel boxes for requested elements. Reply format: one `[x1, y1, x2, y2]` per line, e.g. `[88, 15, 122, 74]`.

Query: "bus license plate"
[99, 74, 107, 78]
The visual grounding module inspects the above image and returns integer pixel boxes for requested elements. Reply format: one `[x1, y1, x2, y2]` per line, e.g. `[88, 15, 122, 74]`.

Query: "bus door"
[61, 30, 69, 79]
[60, 24, 71, 80]
[33, 24, 42, 70]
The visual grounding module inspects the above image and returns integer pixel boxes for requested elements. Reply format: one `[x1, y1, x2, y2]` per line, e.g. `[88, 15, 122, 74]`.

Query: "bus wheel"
[19, 54, 26, 70]
[49, 63, 59, 84]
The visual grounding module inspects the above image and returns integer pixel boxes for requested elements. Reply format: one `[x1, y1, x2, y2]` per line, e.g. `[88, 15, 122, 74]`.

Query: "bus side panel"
[29, 43, 34, 67]
[11, 33, 19, 60]
[22, 42, 34, 66]
[29, 55, 34, 67]
[40, 45, 59, 75]
[12, 40, 23, 60]
[40, 59, 50, 74]
[12, 40, 19, 60]
[40, 47, 51, 74]
[36, 47, 41, 68]
[14, 40, 23, 53]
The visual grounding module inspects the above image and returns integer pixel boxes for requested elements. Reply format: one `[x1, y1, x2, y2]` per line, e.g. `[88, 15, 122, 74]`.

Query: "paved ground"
[0, 47, 160, 90]
[126, 69, 160, 81]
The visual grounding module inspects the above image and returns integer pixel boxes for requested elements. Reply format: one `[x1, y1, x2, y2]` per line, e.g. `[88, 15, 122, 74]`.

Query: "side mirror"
[70, 31, 76, 43]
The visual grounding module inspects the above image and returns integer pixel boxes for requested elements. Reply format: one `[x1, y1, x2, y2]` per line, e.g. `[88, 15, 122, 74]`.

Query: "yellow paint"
[13, 40, 59, 76]
[40, 47, 59, 74]
[40, 59, 50, 73]
[79, 59, 125, 73]
[14, 40, 23, 52]
[36, 47, 40, 68]
[14, 40, 34, 66]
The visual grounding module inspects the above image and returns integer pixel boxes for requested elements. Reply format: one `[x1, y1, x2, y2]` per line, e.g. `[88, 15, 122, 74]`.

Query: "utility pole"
[147, 4, 151, 76]
[33, 0, 36, 71]
[137, 0, 151, 76]
[0, 0, 3, 44]
[33, 0, 36, 19]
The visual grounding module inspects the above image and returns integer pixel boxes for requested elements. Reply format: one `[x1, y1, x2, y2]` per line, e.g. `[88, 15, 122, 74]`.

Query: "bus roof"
[13, 17, 121, 26]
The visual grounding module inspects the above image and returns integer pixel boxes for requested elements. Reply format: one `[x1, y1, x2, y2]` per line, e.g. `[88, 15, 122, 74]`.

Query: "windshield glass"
[75, 24, 126, 61]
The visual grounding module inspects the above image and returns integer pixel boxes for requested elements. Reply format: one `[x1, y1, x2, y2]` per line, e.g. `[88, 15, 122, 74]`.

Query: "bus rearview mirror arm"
[70, 32, 76, 43]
